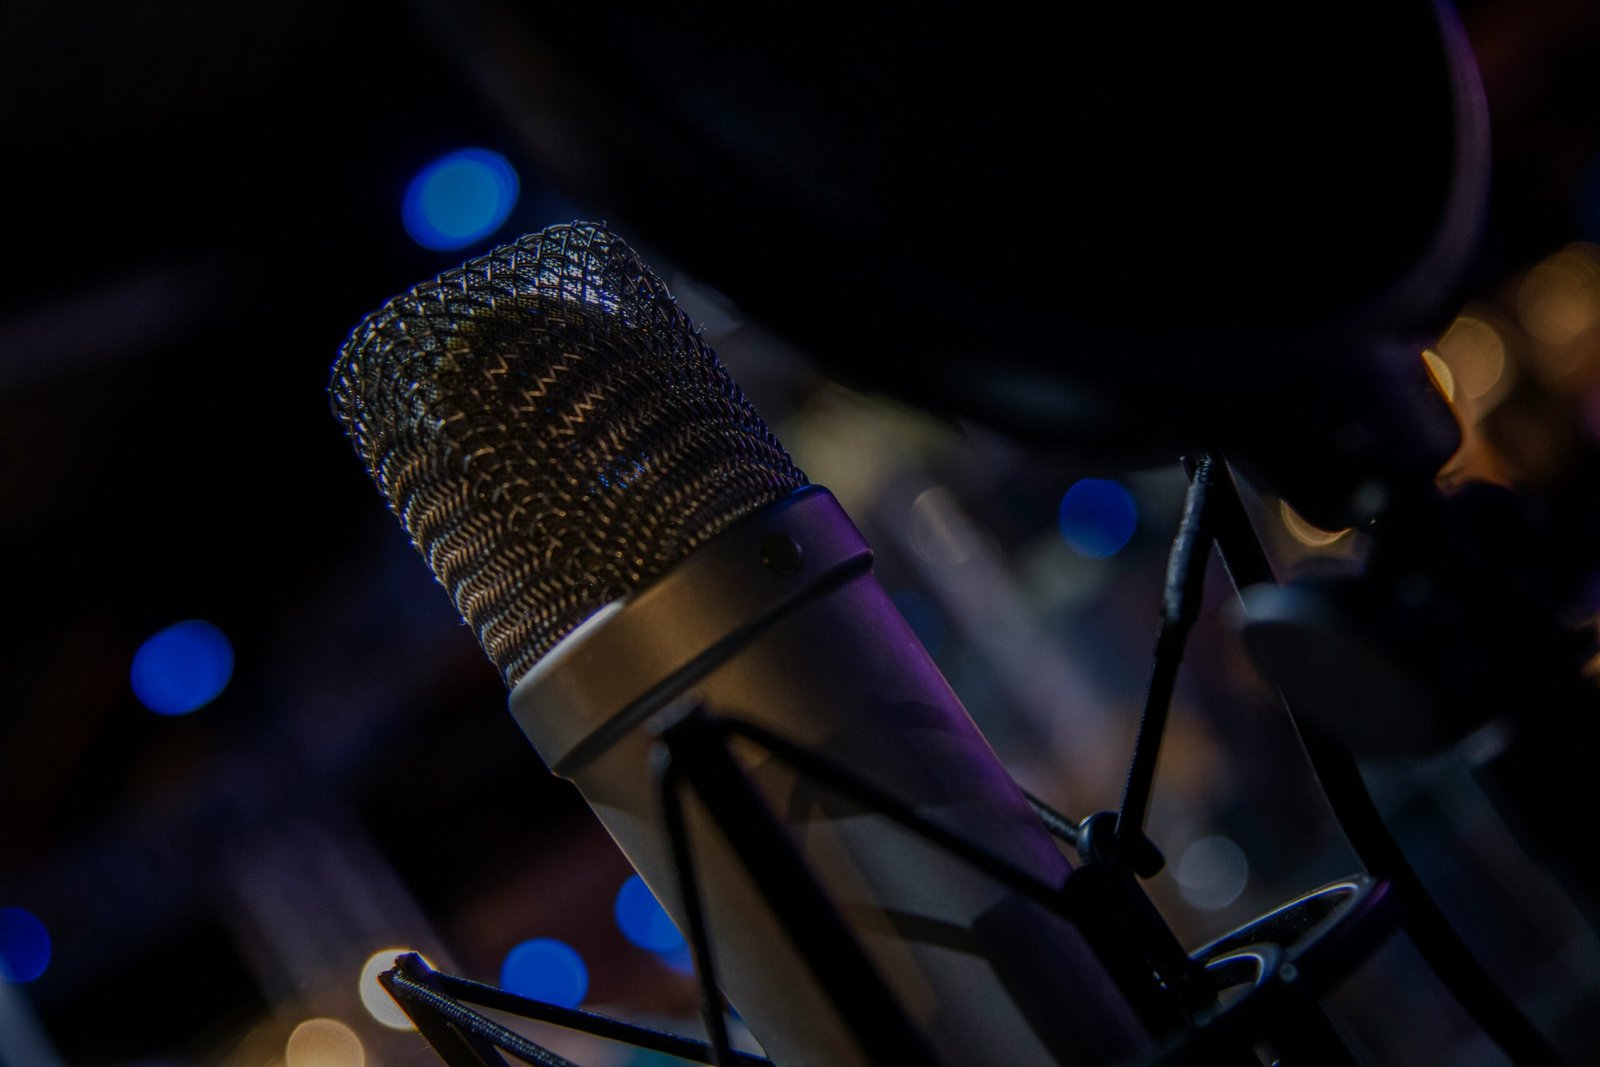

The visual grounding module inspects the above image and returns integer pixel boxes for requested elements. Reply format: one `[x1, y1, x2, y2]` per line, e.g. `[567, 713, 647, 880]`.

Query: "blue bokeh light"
[500, 938, 588, 1008]
[1578, 149, 1600, 243]
[624, 1052, 691, 1067]
[130, 619, 234, 716]
[402, 148, 520, 252]
[0, 907, 50, 983]
[1058, 478, 1138, 559]
[614, 875, 685, 955]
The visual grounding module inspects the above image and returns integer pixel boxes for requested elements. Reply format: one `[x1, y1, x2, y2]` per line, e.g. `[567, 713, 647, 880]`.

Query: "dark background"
[3, 3, 1600, 1064]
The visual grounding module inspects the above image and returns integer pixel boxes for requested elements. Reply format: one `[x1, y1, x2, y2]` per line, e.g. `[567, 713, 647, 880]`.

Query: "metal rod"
[427, 969, 772, 1066]
[661, 709, 941, 1066]
[710, 715, 1195, 1035]
[657, 757, 737, 1067]
[714, 718, 1064, 910]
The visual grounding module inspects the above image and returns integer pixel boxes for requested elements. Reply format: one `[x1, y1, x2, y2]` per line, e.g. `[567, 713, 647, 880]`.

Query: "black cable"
[385, 967, 576, 1067]
[1117, 454, 1217, 847]
[1023, 790, 1081, 848]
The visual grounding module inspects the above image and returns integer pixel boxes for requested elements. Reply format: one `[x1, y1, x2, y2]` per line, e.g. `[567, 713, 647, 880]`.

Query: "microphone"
[330, 222, 1147, 1066]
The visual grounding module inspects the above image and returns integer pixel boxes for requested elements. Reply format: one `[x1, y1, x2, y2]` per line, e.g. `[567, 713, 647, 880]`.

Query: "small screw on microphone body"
[759, 534, 804, 575]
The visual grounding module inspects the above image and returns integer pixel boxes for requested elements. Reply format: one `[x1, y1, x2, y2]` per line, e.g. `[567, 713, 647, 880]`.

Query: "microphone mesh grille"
[330, 223, 808, 684]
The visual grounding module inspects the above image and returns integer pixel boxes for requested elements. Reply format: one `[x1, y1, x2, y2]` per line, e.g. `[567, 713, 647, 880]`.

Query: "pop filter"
[428, 2, 1486, 497]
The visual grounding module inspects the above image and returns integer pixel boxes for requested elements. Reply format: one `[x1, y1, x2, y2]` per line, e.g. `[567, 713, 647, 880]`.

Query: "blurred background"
[5, 2, 1600, 1064]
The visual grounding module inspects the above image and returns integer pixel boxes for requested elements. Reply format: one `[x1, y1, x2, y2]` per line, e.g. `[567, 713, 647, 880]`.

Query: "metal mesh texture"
[330, 223, 808, 685]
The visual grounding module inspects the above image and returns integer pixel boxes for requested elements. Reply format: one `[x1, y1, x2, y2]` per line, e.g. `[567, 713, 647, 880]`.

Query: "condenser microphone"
[330, 222, 1146, 1066]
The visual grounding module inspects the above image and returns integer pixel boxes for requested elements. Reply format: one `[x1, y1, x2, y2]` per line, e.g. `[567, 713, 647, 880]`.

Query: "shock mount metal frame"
[379, 451, 1561, 1066]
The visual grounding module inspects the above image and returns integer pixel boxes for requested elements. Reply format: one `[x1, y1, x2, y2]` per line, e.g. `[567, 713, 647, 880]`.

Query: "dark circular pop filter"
[430, 2, 1487, 498]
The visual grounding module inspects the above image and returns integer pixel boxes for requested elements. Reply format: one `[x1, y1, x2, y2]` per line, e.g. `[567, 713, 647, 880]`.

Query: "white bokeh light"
[359, 948, 427, 1030]
[285, 1018, 364, 1067]
[1174, 835, 1250, 911]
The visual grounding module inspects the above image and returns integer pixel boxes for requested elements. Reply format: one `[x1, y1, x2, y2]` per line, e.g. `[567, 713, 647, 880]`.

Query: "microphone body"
[331, 222, 1146, 1066]
[512, 486, 1146, 1066]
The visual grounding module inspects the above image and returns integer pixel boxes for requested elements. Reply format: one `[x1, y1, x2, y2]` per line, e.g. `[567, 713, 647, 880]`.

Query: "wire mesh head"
[330, 223, 808, 685]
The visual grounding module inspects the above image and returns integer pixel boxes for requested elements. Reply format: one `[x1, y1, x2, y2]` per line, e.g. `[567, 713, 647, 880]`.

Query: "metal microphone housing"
[332, 222, 1147, 1065]
[511, 484, 1147, 1065]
